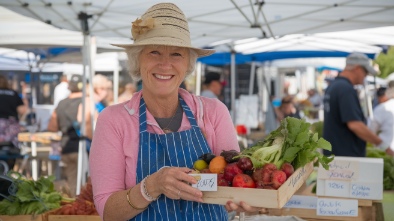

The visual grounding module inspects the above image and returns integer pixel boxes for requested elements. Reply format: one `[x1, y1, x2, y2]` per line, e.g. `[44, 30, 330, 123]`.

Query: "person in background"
[369, 87, 394, 156]
[200, 72, 223, 99]
[104, 79, 114, 106]
[92, 74, 111, 112]
[48, 74, 94, 197]
[53, 75, 70, 107]
[0, 75, 28, 169]
[307, 89, 322, 108]
[372, 87, 387, 109]
[89, 3, 260, 221]
[323, 53, 387, 157]
[275, 95, 301, 122]
[118, 82, 136, 103]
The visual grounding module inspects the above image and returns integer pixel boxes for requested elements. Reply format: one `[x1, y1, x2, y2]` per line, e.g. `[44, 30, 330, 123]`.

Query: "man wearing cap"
[201, 72, 223, 99]
[323, 53, 387, 157]
[48, 74, 94, 197]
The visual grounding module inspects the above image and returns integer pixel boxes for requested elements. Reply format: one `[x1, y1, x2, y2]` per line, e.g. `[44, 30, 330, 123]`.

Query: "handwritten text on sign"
[316, 198, 358, 217]
[284, 195, 317, 209]
[318, 160, 359, 180]
[288, 166, 306, 188]
[189, 174, 217, 191]
[325, 180, 350, 197]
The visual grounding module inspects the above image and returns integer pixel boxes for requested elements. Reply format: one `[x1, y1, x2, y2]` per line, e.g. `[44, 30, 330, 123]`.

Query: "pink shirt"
[89, 88, 239, 217]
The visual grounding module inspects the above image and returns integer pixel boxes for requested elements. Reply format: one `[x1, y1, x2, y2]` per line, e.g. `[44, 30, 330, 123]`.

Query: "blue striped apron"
[131, 96, 228, 221]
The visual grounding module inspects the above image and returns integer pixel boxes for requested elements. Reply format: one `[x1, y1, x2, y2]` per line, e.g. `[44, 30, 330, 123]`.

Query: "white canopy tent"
[233, 34, 384, 54]
[0, 6, 124, 60]
[0, 0, 393, 47]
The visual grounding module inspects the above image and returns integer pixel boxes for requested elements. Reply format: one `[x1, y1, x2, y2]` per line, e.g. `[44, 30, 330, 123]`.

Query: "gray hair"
[125, 46, 198, 81]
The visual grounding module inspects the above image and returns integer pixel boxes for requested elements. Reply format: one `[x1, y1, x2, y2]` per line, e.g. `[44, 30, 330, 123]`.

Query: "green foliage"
[240, 117, 334, 170]
[375, 46, 394, 79]
[366, 148, 394, 190]
[0, 172, 62, 215]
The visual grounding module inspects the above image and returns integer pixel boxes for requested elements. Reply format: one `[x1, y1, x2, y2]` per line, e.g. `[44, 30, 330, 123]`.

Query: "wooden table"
[17, 132, 61, 180]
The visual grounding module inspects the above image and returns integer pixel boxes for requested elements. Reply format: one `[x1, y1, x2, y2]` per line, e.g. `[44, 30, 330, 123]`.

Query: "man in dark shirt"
[48, 74, 93, 197]
[323, 53, 387, 157]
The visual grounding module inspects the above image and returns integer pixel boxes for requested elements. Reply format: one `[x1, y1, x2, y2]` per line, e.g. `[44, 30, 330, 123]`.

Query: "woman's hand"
[225, 200, 265, 213]
[148, 167, 204, 203]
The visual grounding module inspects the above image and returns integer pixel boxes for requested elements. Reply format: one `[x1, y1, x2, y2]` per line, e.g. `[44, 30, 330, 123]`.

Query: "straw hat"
[112, 3, 215, 57]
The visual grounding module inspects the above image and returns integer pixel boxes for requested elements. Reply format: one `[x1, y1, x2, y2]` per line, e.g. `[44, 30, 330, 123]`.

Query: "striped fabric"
[131, 96, 227, 221]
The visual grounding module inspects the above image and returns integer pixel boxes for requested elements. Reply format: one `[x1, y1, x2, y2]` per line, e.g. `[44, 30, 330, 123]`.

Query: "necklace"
[158, 102, 179, 133]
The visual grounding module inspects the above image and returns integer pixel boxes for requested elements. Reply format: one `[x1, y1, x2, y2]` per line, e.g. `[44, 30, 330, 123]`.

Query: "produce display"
[52, 178, 98, 215]
[0, 172, 63, 215]
[366, 147, 394, 190]
[193, 117, 334, 189]
[0, 171, 98, 217]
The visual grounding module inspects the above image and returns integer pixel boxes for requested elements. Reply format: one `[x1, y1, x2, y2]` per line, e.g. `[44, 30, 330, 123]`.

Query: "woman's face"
[139, 45, 189, 98]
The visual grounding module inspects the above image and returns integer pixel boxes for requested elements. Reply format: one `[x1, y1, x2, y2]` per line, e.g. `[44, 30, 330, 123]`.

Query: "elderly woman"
[89, 3, 259, 221]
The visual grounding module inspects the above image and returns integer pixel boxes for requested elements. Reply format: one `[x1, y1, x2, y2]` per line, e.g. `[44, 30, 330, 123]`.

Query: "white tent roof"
[233, 34, 384, 54]
[1, 0, 393, 48]
[0, 6, 125, 62]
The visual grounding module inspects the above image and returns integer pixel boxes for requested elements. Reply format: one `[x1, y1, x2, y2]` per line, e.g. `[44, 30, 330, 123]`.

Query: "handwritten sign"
[287, 166, 306, 188]
[318, 160, 359, 180]
[189, 174, 217, 191]
[325, 180, 350, 197]
[284, 195, 317, 209]
[317, 198, 358, 217]
[350, 182, 383, 200]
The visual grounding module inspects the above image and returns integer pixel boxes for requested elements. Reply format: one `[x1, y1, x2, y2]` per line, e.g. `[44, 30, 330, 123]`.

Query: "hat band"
[134, 25, 192, 47]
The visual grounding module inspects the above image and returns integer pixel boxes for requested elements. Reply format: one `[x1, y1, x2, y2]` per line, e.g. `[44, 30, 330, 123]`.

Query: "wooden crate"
[202, 161, 314, 208]
[0, 215, 44, 221]
[47, 215, 101, 221]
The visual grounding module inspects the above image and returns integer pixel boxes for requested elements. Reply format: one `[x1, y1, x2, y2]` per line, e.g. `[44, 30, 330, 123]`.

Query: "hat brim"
[365, 65, 378, 76]
[111, 42, 215, 58]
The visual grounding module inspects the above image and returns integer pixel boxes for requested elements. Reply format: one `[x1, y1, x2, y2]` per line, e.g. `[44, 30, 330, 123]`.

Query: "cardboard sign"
[189, 174, 217, 191]
[317, 198, 358, 217]
[325, 180, 350, 197]
[350, 182, 383, 199]
[284, 195, 317, 209]
[318, 160, 359, 180]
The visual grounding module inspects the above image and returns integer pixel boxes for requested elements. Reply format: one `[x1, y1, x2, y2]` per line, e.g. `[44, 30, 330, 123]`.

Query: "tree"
[375, 46, 394, 79]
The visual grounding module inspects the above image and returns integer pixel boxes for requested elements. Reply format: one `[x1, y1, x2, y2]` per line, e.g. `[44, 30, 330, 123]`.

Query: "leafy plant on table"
[240, 117, 334, 170]
[366, 147, 394, 190]
[0, 171, 63, 215]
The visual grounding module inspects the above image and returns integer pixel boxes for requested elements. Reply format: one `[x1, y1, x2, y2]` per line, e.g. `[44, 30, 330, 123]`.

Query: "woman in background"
[0, 75, 28, 169]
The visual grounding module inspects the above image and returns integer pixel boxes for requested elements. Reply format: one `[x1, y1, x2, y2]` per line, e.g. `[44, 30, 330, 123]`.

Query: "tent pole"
[77, 33, 89, 196]
[249, 62, 256, 95]
[113, 54, 119, 104]
[77, 12, 92, 196]
[230, 48, 236, 123]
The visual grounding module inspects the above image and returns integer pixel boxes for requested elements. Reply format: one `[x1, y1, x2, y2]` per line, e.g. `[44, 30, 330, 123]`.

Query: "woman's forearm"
[103, 183, 150, 221]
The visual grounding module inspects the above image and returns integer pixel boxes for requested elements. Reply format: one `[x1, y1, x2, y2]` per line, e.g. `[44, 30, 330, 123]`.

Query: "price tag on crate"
[189, 174, 217, 191]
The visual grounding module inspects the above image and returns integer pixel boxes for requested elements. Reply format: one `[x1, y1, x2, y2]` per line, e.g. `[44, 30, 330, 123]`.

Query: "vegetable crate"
[202, 161, 314, 208]
[47, 215, 101, 221]
[0, 215, 44, 221]
[268, 199, 382, 221]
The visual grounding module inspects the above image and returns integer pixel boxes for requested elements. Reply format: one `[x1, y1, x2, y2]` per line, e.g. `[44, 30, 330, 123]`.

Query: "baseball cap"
[204, 72, 222, 85]
[346, 53, 377, 75]
[68, 74, 83, 92]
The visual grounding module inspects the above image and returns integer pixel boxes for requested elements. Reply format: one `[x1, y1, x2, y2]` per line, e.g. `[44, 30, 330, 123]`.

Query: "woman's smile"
[153, 74, 173, 80]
